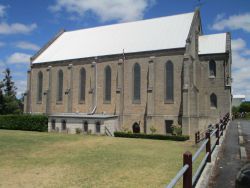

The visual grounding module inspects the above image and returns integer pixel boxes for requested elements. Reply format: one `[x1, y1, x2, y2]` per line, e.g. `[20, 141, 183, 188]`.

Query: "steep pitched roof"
[198, 33, 227, 55]
[32, 12, 194, 64]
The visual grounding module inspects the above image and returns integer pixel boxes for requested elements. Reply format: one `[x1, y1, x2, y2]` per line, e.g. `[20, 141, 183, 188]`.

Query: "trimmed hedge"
[114, 132, 189, 141]
[0, 114, 48, 132]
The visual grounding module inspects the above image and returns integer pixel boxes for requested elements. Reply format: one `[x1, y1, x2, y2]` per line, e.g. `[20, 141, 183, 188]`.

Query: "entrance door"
[165, 120, 173, 134]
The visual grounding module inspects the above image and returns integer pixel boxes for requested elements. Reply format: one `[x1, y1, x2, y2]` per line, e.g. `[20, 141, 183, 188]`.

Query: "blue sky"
[0, 0, 250, 100]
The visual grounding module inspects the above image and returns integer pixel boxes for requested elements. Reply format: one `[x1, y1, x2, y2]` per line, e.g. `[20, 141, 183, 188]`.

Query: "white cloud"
[0, 41, 5, 47]
[231, 38, 250, 100]
[7, 52, 31, 64]
[15, 80, 27, 97]
[231, 38, 246, 51]
[0, 4, 7, 18]
[49, 0, 155, 22]
[211, 13, 250, 32]
[0, 22, 37, 35]
[15, 41, 40, 51]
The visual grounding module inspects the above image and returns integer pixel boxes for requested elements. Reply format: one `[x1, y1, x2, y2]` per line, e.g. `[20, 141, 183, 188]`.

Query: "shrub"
[172, 124, 182, 136]
[114, 132, 189, 141]
[75, 128, 82, 134]
[150, 126, 157, 134]
[0, 114, 48, 132]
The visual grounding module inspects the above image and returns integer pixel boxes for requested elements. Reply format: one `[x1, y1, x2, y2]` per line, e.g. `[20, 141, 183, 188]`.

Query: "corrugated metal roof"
[198, 33, 227, 55]
[33, 12, 194, 64]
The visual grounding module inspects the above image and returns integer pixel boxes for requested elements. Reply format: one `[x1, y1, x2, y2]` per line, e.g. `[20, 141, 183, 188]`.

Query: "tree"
[3, 68, 17, 97]
[0, 81, 4, 114]
[0, 68, 21, 114]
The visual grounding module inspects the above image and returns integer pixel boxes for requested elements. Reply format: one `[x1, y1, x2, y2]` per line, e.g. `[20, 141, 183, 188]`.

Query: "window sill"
[79, 101, 85, 104]
[165, 100, 174, 104]
[103, 100, 111, 104]
[36, 101, 42, 104]
[210, 107, 217, 110]
[209, 76, 216, 79]
[133, 100, 141, 104]
[56, 101, 63, 105]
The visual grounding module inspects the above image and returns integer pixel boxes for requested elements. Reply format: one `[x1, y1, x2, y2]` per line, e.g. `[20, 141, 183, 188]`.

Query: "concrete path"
[241, 120, 250, 160]
[208, 120, 245, 188]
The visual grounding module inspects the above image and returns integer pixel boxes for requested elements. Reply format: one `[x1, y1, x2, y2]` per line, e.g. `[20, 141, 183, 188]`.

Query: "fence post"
[216, 124, 220, 145]
[206, 131, 211, 162]
[183, 151, 192, 188]
[220, 123, 223, 136]
[195, 132, 198, 144]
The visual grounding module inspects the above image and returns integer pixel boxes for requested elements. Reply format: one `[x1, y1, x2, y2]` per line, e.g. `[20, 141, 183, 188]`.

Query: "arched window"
[51, 119, 56, 130]
[83, 121, 88, 132]
[37, 71, 43, 102]
[209, 60, 216, 77]
[79, 68, 86, 102]
[210, 93, 217, 108]
[165, 61, 174, 101]
[132, 122, 140, 133]
[57, 70, 63, 102]
[104, 66, 111, 102]
[96, 122, 101, 133]
[61, 120, 66, 131]
[133, 63, 141, 102]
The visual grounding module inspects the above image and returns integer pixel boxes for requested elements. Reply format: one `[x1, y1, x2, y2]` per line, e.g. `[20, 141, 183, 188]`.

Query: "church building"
[24, 9, 232, 136]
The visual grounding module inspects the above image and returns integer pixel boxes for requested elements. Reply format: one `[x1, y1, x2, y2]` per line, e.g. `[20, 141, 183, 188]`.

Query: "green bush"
[114, 132, 189, 141]
[0, 114, 48, 132]
[75, 128, 82, 134]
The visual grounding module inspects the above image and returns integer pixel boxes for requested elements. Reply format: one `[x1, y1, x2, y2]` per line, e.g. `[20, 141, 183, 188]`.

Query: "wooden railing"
[166, 113, 230, 188]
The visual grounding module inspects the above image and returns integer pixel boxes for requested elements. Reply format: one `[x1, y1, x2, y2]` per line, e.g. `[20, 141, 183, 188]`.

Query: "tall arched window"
[79, 68, 86, 102]
[165, 61, 174, 101]
[104, 66, 111, 102]
[133, 63, 141, 102]
[210, 93, 217, 108]
[209, 60, 216, 77]
[37, 71, 43, 102]
[57, 70, 63, 102]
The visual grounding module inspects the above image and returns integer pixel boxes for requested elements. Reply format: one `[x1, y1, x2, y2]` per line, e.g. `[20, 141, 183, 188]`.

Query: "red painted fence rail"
[166, 113, 230, 188]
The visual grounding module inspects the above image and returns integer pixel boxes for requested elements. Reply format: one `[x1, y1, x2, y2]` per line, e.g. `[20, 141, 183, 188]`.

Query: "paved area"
[208, 120, 245, 188]
[241, 120, 250, 160]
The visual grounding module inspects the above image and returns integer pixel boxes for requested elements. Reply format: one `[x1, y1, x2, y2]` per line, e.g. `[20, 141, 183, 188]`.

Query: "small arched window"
[83, 121, 88, 132]
[61, 120, 66, 131]
[51, 119, 56, 130]
[165, 61, 174, 101]
[209, 60, 216, 77]
[96, 122, 101, 133]
[57, 70, 63, 102]
[133, 63, 141, 102]
[37, 71, 43, 102]
[210, 93, 217, 108]
[104, 66, 111, 102]
[132, 122, 140, 133]
[79, 68, 86, 102]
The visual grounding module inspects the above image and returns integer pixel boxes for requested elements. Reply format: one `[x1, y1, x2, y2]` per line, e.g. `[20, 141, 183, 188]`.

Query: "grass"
[0, 130, 201, 188]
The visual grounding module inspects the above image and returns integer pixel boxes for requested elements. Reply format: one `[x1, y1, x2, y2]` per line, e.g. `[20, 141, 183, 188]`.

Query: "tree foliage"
[0, 68, 22, 115]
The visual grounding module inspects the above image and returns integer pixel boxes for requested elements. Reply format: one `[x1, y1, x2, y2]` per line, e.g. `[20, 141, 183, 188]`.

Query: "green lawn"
[0, 130, 200, 188]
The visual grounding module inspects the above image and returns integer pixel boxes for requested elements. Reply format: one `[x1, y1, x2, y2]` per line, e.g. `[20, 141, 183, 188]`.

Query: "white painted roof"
[33, 12, 194, 64]
[199, 33, 227, 55]
[233, 95, 246, 99]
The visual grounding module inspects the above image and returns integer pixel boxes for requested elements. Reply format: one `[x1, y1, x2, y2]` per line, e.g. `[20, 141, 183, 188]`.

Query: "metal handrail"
[166, 164, 189, 188]
[192, 152, 209, 186]
[210, 128, 217, 137]
[192, 139, 208, 162]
